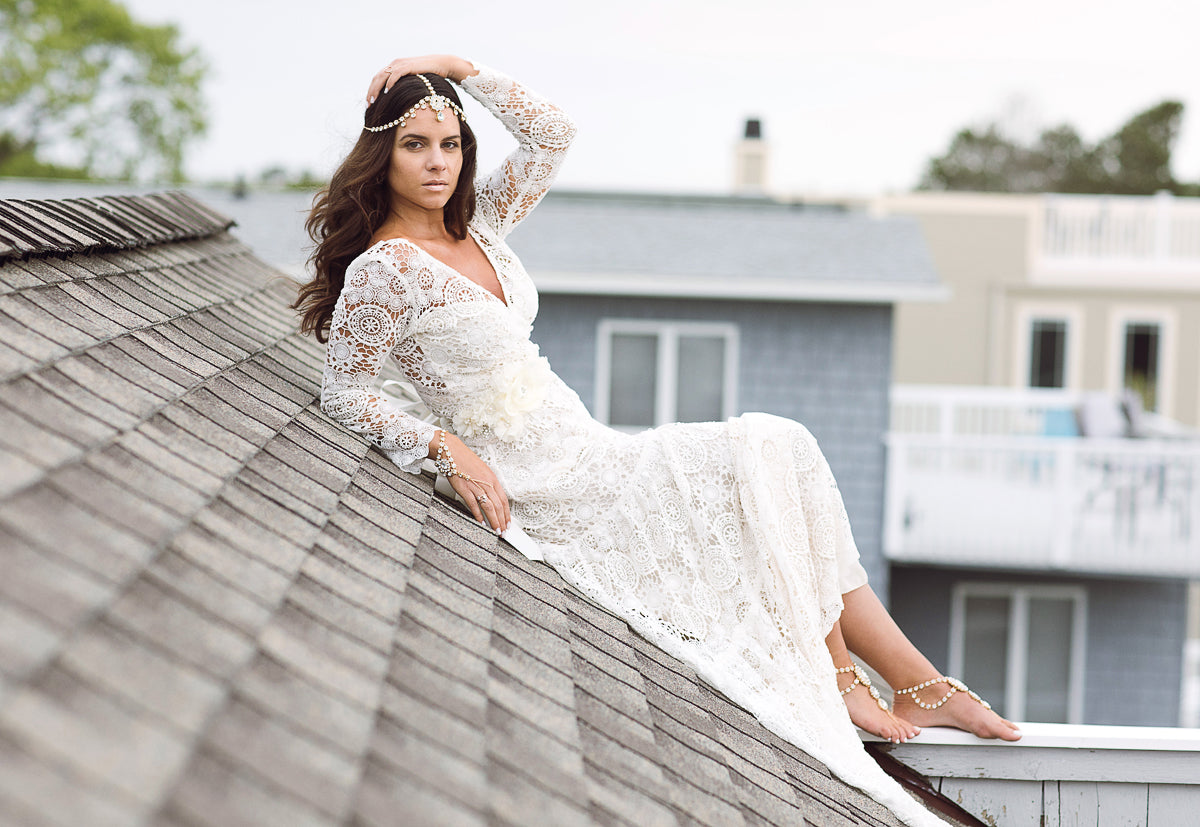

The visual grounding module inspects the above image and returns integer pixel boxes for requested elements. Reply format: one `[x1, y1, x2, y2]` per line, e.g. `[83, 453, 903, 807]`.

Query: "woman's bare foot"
[837, 664, 920, 744]
[892, 679, 1022, 741]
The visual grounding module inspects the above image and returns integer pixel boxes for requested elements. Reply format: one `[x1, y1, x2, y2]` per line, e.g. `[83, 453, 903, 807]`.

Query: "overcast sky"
[125, 0, 1200, 196]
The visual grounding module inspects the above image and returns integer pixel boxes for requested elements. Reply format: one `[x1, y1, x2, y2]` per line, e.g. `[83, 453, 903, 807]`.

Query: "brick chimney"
[734, 118, 768, 195]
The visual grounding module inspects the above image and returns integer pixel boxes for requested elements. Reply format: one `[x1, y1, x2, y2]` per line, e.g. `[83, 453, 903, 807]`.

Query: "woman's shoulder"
[347, 237, 427, 278]
[340, 237, 442, 313]
[341, 240, 412, 296]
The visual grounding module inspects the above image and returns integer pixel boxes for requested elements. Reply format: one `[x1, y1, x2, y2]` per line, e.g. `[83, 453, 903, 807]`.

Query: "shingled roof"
[0, 191, 968, 826]
[507, 190, 946, 303]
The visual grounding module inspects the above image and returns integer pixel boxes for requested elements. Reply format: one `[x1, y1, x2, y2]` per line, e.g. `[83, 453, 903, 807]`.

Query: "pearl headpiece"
[364, 74, 467, 133]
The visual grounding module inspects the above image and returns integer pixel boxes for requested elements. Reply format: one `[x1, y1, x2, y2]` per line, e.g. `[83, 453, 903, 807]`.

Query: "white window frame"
[594, 319, 739, 429]
[1013, 302, 1083, 391]
[948, 582, 1087, 724]
[1108, 306, 1177, 416]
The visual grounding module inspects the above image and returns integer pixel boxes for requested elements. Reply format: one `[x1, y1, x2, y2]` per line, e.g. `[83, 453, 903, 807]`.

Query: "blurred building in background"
[871, 191, 1200, 727]
[881, 191, 1200, 426]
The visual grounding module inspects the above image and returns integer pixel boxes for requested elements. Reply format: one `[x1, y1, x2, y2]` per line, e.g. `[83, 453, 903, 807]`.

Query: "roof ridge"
[0, 191, 234, 262]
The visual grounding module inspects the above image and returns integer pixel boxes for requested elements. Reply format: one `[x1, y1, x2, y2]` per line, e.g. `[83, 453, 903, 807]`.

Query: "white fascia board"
[1031, 261, 1200, 287]
[869, 191, 1041, 217]
[864, 722, 1200, 784]
[533, 271, 949, 304]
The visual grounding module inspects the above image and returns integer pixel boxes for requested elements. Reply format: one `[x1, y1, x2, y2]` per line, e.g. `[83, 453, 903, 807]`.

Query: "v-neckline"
[373, 225, 508, 307]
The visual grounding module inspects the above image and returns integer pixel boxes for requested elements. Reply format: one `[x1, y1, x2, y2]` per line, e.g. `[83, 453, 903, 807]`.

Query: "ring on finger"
[477, 493, 489, 504]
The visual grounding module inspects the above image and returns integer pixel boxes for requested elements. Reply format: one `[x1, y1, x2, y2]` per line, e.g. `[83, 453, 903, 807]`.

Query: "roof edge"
[0, 190, 235, 262]
[534, 270, 950, 304]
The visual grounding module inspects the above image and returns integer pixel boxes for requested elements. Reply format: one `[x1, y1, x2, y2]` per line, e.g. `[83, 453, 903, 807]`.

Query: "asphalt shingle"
[510, 190, 942, 288]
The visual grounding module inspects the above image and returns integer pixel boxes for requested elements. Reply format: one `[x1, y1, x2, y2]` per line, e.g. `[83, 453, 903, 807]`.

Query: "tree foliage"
[0, 0, 208, 182]
[919, 100, 1198, 195]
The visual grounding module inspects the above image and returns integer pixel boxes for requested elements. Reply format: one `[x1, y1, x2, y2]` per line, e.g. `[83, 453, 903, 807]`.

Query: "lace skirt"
[493, 411, 944, 826]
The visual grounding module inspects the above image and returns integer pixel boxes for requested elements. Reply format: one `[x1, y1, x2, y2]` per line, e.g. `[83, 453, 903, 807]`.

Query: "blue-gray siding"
[531, 293, 894, 595]
[889, 566, 1188, 726]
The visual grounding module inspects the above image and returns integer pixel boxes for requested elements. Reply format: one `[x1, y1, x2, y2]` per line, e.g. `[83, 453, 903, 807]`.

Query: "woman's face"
[385, 106, 463, 216]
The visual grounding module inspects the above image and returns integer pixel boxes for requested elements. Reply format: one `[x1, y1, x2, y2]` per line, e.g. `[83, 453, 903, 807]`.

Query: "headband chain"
[364, 74, 467, 133]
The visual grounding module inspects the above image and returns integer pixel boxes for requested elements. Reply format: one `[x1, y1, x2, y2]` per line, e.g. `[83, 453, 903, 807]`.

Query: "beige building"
[874, 191, 1200, 428]
[861, 190, 1200, 730]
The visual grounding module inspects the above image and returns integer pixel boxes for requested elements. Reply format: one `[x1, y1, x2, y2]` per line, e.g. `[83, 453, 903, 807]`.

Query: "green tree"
[1029, 125, 1103, 193]
[0, 0, 208, 182]
[919, 100, 1194, 195]
[1099, 101, 1184, 195]
[920, 125, 1022, 192]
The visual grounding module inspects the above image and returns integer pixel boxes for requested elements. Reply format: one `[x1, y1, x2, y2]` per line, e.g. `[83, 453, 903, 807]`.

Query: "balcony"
[1034, 191, 1200, 282]
[885, 386, 1200, 578]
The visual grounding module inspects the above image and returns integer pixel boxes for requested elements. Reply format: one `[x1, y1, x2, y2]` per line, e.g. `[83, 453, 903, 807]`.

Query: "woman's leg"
[826, 620, 918, 743]
[836, 584, 1021, 740]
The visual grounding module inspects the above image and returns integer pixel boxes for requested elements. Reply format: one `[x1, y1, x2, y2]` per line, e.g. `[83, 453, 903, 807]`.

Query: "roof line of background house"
[534, 271, 950, 303]
[541, 189, 847, 211]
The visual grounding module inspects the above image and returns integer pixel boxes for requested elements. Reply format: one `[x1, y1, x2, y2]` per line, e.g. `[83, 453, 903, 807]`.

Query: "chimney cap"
[744, 118, 762, 140]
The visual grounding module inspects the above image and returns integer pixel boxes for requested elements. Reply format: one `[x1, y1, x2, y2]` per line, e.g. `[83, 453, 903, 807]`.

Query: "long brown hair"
[293, 73, 478, 342]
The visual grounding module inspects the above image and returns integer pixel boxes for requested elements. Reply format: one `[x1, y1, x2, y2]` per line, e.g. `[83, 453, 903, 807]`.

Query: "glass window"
[962, 596, 1010, 716]
[1123, 322, 1161, 411]
[598, 321, 737, 428]
[608, 334, 658, 428]
[1029, 319, 1067, 388]
[953, 585, 1084, 723]
[676, 335, 726, 423]
[1025, 597, 1074, 722]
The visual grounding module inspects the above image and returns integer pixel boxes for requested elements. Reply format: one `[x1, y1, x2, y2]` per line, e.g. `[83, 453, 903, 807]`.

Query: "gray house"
[509, 190, 945, 598]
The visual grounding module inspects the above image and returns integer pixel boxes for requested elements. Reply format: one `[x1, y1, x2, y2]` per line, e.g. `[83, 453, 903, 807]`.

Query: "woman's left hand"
[367, 55, 476, 103]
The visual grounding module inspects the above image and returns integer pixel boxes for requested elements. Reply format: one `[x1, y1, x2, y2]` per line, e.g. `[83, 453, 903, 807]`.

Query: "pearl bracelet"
[434, 429, 457, 478]
[433, 430, 492, 489]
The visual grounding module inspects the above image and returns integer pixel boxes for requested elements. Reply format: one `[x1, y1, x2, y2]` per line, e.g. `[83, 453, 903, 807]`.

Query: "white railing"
[886, 386, 1200, 577]
[891, 385, 1083, 438]
[1039, 191, 1200, 267]
[884, 435, 1200, 577]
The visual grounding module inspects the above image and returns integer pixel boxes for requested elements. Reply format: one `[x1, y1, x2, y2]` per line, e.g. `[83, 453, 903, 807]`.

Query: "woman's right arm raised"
[462, 64, 577, 238]
[366, 54, 576, 239]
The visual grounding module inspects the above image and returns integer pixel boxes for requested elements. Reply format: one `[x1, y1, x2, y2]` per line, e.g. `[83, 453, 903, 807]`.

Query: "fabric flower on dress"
[452, 354, 551, 440]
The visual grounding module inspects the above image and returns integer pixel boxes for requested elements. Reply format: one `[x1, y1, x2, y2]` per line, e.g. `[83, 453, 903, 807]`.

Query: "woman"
[294, 55, 1019, 827]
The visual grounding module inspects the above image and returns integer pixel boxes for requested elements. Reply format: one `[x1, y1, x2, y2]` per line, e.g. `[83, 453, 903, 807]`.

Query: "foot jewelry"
[893, 676, 992, 710]
[836, 663, 888, 711]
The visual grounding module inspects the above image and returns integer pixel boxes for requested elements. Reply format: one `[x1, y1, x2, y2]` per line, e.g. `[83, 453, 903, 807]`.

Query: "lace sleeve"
[320, 251, 438, 473]
[461, 64, 576, 239]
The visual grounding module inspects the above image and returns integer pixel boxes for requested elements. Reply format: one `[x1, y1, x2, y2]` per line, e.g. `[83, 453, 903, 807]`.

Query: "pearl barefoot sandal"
[891, 674, 1022, 741]
[893, 675, 991, 710]
[837, 663, 918, 743]
[836, 663, 889, 710]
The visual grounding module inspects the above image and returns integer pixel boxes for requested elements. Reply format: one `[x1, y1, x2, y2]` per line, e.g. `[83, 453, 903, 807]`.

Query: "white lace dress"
[321, 65, 946, 827]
